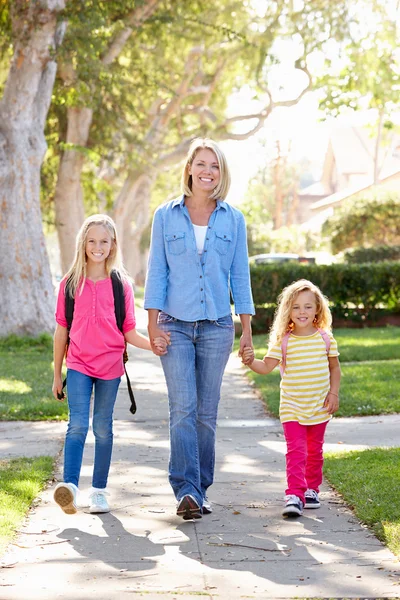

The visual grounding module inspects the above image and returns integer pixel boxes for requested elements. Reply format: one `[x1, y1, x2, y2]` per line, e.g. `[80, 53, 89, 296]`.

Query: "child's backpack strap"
[65, 276, 75, 332]
[279, 329, 331, 378]
[110, 270, 125, 333]
[111, 270, 136, 415]
[280, 331, 291, 377]
[317, 328, 331, 355]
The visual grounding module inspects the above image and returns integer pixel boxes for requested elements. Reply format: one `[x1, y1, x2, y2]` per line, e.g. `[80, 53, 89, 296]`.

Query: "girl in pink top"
[52, 214, 166, 515]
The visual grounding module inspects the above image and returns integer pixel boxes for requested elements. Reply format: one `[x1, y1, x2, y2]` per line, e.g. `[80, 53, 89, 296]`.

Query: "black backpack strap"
[61, 277, 74, 394]
[111, 270, 136, 414]
[65, 276, 74, 332]
[111, 270, 125, 332]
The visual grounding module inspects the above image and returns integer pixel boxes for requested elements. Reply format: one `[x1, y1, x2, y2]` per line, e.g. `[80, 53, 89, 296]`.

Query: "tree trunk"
[273, 145, 284, 230]
[54, 106, 92, 273]
[0, 0, 66, 336]
[286, 182, 299, 227]
[374, 107, 385, 184]
[112, 171, 154, 283]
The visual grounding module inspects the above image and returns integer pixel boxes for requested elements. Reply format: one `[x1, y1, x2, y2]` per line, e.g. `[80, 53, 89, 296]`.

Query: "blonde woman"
[52, 214, 165, 515]
[243, 279, 341, 518]
[145, 138, 254, 520]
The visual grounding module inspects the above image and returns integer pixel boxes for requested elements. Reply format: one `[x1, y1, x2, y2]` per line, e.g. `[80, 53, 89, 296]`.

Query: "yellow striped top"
[266, 330, 339, 425]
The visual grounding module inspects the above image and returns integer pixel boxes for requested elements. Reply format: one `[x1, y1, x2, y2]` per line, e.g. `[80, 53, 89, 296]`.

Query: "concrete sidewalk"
[1, 318, 400, 598]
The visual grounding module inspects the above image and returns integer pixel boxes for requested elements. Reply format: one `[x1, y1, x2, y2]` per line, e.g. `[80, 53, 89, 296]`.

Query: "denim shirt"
[144, 195, 255, 321]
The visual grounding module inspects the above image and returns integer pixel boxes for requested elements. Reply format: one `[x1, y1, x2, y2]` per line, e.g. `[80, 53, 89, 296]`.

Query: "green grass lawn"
[0, 335, 68, 421]
[0, 456, 54, 553]
[324, 448, 400, 557]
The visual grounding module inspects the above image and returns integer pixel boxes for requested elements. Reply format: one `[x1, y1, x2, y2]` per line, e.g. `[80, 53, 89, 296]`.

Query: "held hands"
[324, 391, 340, 415]
[148, 325, 171, 356]
[153, 335, 170, 355]
[240, 346, 255, 366]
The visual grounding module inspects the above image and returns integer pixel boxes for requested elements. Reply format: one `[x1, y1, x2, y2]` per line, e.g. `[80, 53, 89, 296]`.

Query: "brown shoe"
[176, 494, 202, 520]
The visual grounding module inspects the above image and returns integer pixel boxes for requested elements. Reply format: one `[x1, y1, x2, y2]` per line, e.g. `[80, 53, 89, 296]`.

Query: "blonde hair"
[181, 138, 231, 200]
[268, 279, 332, 349]
[65, 214, 129, 297]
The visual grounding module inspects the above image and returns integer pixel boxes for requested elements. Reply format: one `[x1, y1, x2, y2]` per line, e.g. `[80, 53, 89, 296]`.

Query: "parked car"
[249, 253, 316, 265]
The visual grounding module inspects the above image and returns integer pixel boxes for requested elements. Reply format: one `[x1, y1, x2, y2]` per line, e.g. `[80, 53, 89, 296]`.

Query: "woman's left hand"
[238, 331, 253, 364]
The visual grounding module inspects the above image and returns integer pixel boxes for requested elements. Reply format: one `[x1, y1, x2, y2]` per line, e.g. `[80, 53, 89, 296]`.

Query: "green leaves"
[322, 194, 400, 253]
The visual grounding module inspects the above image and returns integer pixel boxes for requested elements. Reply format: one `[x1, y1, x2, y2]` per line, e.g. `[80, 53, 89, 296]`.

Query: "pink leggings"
[282, 420, 328, 503]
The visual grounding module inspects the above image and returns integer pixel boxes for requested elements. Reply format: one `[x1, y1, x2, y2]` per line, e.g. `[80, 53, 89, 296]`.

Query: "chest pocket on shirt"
[214, 231, 232, 255]
[165, 232, 186, 255]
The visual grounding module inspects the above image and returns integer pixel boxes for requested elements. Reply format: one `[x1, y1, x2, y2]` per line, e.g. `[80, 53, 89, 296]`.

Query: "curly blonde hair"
[268, 279, 332, 349]
[65, 214, 129, 297]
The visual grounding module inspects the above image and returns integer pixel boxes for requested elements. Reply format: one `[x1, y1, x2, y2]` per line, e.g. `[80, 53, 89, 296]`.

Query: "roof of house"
[298, 181, 332, 197]
[310, 167, 400, 211]
[330, 127, 375, 175]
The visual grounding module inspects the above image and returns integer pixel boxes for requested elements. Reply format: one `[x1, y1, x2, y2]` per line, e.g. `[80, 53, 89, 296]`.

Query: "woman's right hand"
[52, 376, 64, 402]
[148, 325, 171, 356]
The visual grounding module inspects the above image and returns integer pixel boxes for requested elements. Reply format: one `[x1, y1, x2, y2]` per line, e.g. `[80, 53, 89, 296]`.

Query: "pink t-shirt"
[55, 276, 136, 380]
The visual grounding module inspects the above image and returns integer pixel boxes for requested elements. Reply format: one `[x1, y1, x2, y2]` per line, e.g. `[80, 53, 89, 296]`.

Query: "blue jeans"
[158, 314, 234, 506]
[64, 369, 121, 489]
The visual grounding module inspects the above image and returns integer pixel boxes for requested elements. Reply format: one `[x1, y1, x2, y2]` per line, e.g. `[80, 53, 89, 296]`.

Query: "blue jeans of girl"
[159, 314, 235, 507]
[64, 369, 121, 489]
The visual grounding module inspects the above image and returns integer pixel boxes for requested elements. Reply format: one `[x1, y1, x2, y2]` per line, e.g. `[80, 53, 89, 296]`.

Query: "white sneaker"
[89, 490, 110, 513]
[53, 482, 78, 515]
[202, 497, 212, 514]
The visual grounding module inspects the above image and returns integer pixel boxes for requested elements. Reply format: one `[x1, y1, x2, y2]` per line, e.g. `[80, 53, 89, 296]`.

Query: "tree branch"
[101, 0, 161, 65]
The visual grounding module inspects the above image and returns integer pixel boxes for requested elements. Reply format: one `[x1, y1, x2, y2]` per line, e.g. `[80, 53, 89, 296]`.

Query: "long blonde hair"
[65, 214, 129, 297]
[181, 137, 231, 200]
[268, 279, 332, 349]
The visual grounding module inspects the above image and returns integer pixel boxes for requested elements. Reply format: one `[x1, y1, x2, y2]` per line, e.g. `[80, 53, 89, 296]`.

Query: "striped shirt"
[266, 330, 339, 425]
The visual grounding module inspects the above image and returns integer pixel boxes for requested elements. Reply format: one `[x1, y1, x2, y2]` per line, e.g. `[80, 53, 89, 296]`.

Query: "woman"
[144, 138, 254, 520]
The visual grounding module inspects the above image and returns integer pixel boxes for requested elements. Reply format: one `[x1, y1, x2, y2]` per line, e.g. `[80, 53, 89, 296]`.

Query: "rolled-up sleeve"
[144, 208, 169, 311]
[123, 280, 136, 333]
[230, 212, 255, 315]
[55, 279, 68, 328]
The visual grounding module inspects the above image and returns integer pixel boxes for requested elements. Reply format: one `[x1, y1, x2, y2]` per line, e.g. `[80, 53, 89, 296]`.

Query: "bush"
[250, 261, 400, 331]
[322, 194, 400, 254]
[344, 245, 400, 264]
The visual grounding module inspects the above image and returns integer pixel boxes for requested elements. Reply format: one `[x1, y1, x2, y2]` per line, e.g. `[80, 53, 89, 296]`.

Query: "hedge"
[344, 245, 400, 264]
[250, 261, 400, 332]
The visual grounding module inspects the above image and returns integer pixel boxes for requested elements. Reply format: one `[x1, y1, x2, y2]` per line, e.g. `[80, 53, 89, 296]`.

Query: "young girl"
[243, 279, 341, 518]
[52, 214, 166, 515]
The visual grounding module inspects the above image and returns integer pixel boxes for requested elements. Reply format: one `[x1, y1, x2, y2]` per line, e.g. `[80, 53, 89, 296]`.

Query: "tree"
[322, 194, 400, 254]
[53, 0, 162, 274]
[47, 0, 351, 281]
[0, 0, 67, 336]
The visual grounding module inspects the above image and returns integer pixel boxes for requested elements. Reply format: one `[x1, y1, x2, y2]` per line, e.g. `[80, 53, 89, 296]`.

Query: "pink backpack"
[280, 329, 331, 377]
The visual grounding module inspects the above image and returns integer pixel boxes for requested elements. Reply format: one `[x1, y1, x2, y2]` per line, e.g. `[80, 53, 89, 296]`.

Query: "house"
[297, 126, 400, 227]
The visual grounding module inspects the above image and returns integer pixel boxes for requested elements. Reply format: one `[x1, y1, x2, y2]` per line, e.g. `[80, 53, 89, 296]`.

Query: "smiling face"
[290, 290, 318, 335]
[188, 148, 220, 195]
[85, 224, 113, 267]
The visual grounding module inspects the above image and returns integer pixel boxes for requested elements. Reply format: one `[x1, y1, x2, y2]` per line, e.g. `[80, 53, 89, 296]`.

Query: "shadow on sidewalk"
[56, 512, 165, 571]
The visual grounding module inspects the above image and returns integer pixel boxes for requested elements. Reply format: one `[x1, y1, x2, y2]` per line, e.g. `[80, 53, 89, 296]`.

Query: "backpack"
[61, 270, 136, 414]
[280, 329, 331, 377]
